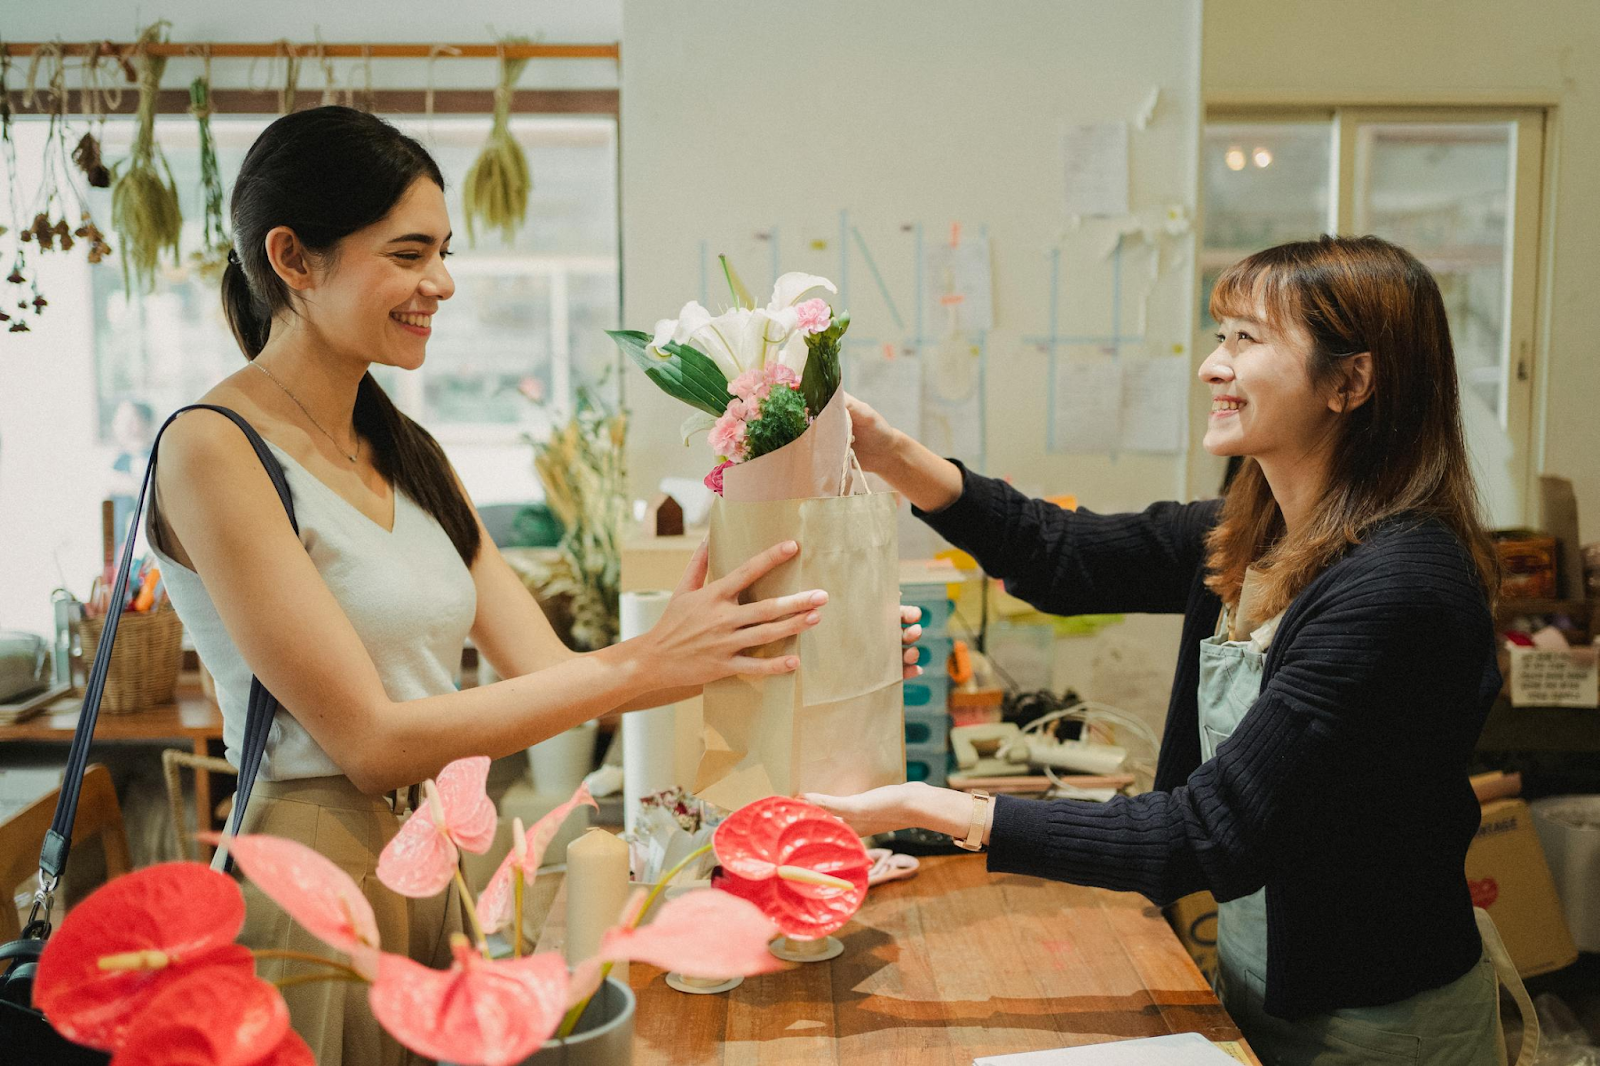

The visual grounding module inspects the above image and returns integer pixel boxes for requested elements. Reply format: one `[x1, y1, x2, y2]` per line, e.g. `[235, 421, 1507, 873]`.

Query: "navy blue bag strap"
[34, 404, 297, 918]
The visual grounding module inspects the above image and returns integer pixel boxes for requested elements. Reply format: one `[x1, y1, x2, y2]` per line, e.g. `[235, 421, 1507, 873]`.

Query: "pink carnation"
[708, 404, 748, 462]
[729, 364, 801, 404]
[704, 459, 733, 496]
[793, 298, 832, 335]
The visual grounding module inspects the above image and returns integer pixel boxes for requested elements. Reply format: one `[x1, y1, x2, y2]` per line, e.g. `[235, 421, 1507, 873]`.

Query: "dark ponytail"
[223, 106, 480, 567]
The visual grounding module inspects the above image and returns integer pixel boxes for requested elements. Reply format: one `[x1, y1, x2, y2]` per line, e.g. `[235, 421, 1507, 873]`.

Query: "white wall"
[621, 0, 1202, 510]
[1204, 0, 1600, 543]
[620, 0, 1203, 728]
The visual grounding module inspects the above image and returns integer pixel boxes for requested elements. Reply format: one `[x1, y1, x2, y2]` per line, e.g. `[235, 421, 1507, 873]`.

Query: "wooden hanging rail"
[0, 41, 619, 61]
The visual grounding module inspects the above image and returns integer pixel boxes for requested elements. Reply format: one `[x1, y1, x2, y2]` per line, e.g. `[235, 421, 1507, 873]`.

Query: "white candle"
[565, 827, 631, 982]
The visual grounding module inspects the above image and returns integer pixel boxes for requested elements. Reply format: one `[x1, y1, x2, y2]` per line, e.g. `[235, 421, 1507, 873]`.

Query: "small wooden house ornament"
[646, 493, 684, 537]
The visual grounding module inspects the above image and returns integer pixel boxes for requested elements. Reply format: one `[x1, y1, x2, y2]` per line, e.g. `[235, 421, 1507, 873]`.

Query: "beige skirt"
[233, 775, 469, 1066]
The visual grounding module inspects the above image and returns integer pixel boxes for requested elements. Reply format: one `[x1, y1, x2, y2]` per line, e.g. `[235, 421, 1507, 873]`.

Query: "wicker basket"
[76, 606, 184, 714]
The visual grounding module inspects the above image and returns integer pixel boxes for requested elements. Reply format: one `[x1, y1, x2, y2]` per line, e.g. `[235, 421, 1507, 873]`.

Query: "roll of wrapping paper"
[620, 590, 677, 834]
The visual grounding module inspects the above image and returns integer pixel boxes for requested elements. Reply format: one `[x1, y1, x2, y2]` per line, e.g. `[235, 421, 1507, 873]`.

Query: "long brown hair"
[1204, 235, 1497, 619]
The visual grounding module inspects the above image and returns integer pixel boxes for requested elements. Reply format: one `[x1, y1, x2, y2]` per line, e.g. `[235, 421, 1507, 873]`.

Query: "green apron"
[1199, 602, 1503, 1066]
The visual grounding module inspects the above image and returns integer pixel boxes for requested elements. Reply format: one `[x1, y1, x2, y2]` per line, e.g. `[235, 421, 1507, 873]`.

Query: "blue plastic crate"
[903, 707, 951, 748]
[905, 740, 951, 787]
[901, 586, 956, 635]
[903, 673, 951, 711]
[911, 635, 954, 673]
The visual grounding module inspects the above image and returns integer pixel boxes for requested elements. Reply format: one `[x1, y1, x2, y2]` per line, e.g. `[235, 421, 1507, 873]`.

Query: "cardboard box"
[1165, 890, 1219, 985]
[1495, 532, 1559, 601]
[1465, 798, 1578, 977]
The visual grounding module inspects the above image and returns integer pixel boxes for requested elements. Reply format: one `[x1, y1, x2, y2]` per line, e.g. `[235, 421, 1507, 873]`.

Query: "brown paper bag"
[693, 391, 905, 809]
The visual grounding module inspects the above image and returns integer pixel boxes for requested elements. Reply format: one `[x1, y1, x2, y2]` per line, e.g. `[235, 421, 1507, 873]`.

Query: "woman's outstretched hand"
[636, 539, 824, 688]
[804, 781, 972, 840]
[844, 392, 964, 512]
[900, 605, 924, 680]
[843, 392, 901, 475]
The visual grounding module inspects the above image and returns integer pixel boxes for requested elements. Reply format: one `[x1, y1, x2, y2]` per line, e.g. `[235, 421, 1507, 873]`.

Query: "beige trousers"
[233, 776, 468, 1066]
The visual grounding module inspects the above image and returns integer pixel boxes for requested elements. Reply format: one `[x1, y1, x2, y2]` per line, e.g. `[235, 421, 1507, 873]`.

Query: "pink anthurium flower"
[35, 862, 255, 1051]
[711, 796, 871, 941]
[201, 831, 381, 978]
[377, 755, 497, 898]
[478, 783, 597, 936]
[110, 968, 311, 1066]
[598, 887, 785, 979]
[368, 935, 569, 1066]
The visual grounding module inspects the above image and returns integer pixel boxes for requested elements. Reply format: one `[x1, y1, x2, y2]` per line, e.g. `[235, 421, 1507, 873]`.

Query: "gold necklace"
[251, 360, 360, 463]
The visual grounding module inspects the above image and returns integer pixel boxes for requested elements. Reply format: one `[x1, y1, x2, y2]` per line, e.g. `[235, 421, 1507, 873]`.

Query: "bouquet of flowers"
[611, 260, 904, 812]
[608, 259, 850, 498]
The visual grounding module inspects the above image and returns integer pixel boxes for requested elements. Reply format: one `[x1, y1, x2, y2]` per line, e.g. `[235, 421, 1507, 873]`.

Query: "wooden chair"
[161, 749, 237, 861]
[0, 764, 131, 941]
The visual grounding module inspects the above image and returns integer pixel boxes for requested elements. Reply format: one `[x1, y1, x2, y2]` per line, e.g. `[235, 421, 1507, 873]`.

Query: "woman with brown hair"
[811, 235, 1507, 1064]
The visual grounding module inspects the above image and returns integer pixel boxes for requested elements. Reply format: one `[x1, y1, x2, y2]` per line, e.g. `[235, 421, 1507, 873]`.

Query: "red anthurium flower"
[711, 796, 870, 940]
[202, 831, 381, 978]
[377, 755, 498, 898]
[478, 783, 597, 935]
[35, 862, 255, 1051]
[368, 936, 569, 1066]
[111, 968, 311, 1066]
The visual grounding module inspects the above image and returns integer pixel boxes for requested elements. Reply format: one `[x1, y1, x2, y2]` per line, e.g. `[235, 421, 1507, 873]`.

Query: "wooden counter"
[537, 852, 1260, 1065]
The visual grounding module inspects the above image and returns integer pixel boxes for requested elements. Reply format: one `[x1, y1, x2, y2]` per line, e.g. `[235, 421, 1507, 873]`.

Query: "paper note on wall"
[1049, 357, 1123, 454]
[1118, 356, 1190, 453]
[1063, 122, 1130, 218]
[922, 235, 995, 333]
[848, 350, 924, 444]
[1050, 355, 1190, 455]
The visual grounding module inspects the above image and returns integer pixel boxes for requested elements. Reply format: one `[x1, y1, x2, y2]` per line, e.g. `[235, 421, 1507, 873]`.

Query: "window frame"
[1193, 104, 1547, 523]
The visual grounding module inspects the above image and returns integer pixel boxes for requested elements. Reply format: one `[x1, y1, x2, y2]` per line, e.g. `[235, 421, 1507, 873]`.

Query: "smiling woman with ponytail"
[145, 106, 918, 1065]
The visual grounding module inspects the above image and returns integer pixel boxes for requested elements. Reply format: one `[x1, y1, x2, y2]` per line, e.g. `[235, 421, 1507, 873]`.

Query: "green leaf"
[719, 254, 756, 310]
[744, 385, 809, 460]
[608, 330, 731, 417]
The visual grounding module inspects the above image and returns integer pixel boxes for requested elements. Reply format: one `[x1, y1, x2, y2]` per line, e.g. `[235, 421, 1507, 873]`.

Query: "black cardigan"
[915, 464, 1500, 1019]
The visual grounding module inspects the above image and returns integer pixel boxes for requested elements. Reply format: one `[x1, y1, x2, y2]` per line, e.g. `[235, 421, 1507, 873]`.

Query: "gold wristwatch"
[954, 790, 991, 852]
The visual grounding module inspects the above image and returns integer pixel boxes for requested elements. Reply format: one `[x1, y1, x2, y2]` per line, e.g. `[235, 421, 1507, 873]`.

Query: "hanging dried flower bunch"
[462, 37, 533, 245]
[0, 42, 49, 331]
[19, 41, 113, 274]
[110, 22, 184, 294]
[187, 70, 231, 280]
[71, 132, 110, 188]
[71, 42, 122, 190]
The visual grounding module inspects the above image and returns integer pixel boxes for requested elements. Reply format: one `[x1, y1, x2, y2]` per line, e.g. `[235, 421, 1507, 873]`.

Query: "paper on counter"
[974, 1031, 1240, 1065]
[1063, 122, 1130, 218]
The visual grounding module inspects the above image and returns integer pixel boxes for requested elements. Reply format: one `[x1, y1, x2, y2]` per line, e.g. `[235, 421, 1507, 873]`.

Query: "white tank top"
[148, 438, 478, 781]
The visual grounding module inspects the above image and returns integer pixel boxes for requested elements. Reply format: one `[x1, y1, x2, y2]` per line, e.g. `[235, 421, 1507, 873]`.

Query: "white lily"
[646, 273, 839, 382]
[647, 301, 713, 359]
[767, 272, 837, 314]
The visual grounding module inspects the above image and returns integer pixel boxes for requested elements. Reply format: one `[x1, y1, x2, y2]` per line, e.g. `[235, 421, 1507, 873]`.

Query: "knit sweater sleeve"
[913, 462, 1222, 616]
[984, 530, 1486, 905]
